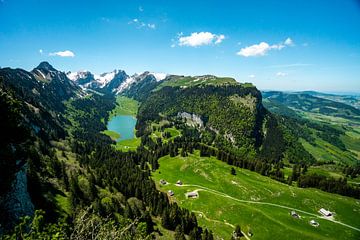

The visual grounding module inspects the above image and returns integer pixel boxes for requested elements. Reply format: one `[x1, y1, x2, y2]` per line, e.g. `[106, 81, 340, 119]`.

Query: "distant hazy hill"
[262, 91, 360, 121]
[302, 91, 360, 110]
[262, 91, 360, 165]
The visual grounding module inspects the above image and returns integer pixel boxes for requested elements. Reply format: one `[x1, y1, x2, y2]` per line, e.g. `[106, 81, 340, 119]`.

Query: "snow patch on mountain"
[65, 69, 168, 94]
[150, 72, 167, 81]
[94, 70, 119, 87]
[66, 71, 89, 81]
[115, 76, 136, 94]
[35, 69, 46, 79]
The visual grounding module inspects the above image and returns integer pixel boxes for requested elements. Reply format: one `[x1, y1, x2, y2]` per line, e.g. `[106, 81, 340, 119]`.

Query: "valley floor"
[152, 151, 360, 240]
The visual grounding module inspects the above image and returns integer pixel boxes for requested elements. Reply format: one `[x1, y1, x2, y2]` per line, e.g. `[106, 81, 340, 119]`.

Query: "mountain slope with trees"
[1, 62, 359, 239]
[0, 63, 213, 239]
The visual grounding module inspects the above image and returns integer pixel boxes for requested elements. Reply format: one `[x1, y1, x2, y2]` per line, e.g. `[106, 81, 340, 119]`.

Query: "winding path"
[191, 210, 250, 240]
[175, 183, 360, 232]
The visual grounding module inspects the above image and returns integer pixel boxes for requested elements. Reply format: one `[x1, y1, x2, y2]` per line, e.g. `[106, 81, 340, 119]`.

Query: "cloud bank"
[276, 72, 288, 77]
[49, 50, 75, 57]
[237, 38, 294, 57]
[178, 32, 225, 47]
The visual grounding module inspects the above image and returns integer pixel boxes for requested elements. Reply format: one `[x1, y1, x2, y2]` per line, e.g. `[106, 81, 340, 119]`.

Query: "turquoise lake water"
[107, 115, 136, 142]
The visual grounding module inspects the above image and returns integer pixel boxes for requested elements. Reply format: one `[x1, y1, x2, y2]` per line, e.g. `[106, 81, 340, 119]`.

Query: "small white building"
[168, 190, 174, 196]
[186, 191, 198, 198]
[176, 180, 183, 185]
[309, 220, 319, 227]
[290, 210, 300, 219]
[160, 179, 167, 185]
[319, 208, 332, 217]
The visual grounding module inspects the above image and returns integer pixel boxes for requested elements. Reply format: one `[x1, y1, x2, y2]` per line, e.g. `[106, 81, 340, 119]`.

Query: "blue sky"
[0, 0, 359, 92]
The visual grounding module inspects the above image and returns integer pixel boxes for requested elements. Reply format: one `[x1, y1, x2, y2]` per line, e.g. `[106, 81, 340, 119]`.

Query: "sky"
[0, 0, 360, 92]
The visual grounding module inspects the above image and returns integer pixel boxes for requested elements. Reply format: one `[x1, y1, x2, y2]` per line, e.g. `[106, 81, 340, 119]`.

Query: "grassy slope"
[263, 95, 360, 166]
[300, 137, 357, 165]
[109, 96, 139, 117]
[156, 76, 238, 90]
[102, 130, 120, 141]
[115, 138, 141, 152]
[300, 112, 360, 166]
[150, 125, 182, 143]
[152, 151, 360, 240]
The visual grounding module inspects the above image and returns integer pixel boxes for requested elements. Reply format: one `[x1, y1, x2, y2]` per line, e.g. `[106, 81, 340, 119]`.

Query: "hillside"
[1, 62, 360, 240]
[262, 91, 360, 195]
[262, 91, 360, 122]
[262, 91, 360, 164]
[152, 151, 360, 240]
[0, 63, 215, 239]
[301, 91, 360, 110]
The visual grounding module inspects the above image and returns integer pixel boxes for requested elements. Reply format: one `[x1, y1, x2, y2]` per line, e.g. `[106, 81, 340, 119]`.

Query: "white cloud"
[271, 43, 285, 50]
[147, 23, 156, 29]
[214, 34, 225, 44]
[39, 49, 43, 55]
[284, 37, 294, 46]
[276, 72, 288, 77]
[237, 38, 294, 57]
[237, 42, 270, 57]
[178, 32, 225, 47]
[248, 74, 255, 78]
[49, 50, 75, 57]
[129, 18, 156, 29]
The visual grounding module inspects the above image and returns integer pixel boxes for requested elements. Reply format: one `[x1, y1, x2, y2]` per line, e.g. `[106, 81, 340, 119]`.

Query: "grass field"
[152, 151, 360, 240]
[151, 126, 182, 143]
[102, 130, 120, 141]
[109, 96, 139, 117]
[156, 76, 238, 90]
[301, 138, 358, 165]
[282, 104, 360, 166]
[115, 138, 141, 152]
[164, 127, 181, 137]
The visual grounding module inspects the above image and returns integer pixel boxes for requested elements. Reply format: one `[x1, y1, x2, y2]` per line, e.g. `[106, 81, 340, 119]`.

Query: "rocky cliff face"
[0, 163, 34, 233]
[177, 112, 204, 128]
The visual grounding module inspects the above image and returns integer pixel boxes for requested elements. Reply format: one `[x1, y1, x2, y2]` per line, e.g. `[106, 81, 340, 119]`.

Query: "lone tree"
[234, 224, 242, 238]
[231, 167, 236, 176]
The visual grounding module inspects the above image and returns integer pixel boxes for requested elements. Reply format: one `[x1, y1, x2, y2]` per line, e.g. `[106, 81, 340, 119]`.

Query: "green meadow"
[109, 96, 139, 117]
[102, 130, 120, 141]
[152, 151, 360, 240]
[156, 76, 237, 90]
[115, 138, 141, 152]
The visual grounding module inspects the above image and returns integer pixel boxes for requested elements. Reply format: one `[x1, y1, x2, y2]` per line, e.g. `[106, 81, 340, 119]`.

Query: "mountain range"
[66, 68, 167, 94]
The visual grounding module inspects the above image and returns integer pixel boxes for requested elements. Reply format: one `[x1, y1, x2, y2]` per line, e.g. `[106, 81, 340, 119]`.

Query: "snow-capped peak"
[94, 70, 119, 87]
[150, 72, 167, 81]
[65, 69, 168, 94]
[66, 70, 92, 81]
[115, 76, 136, 94]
